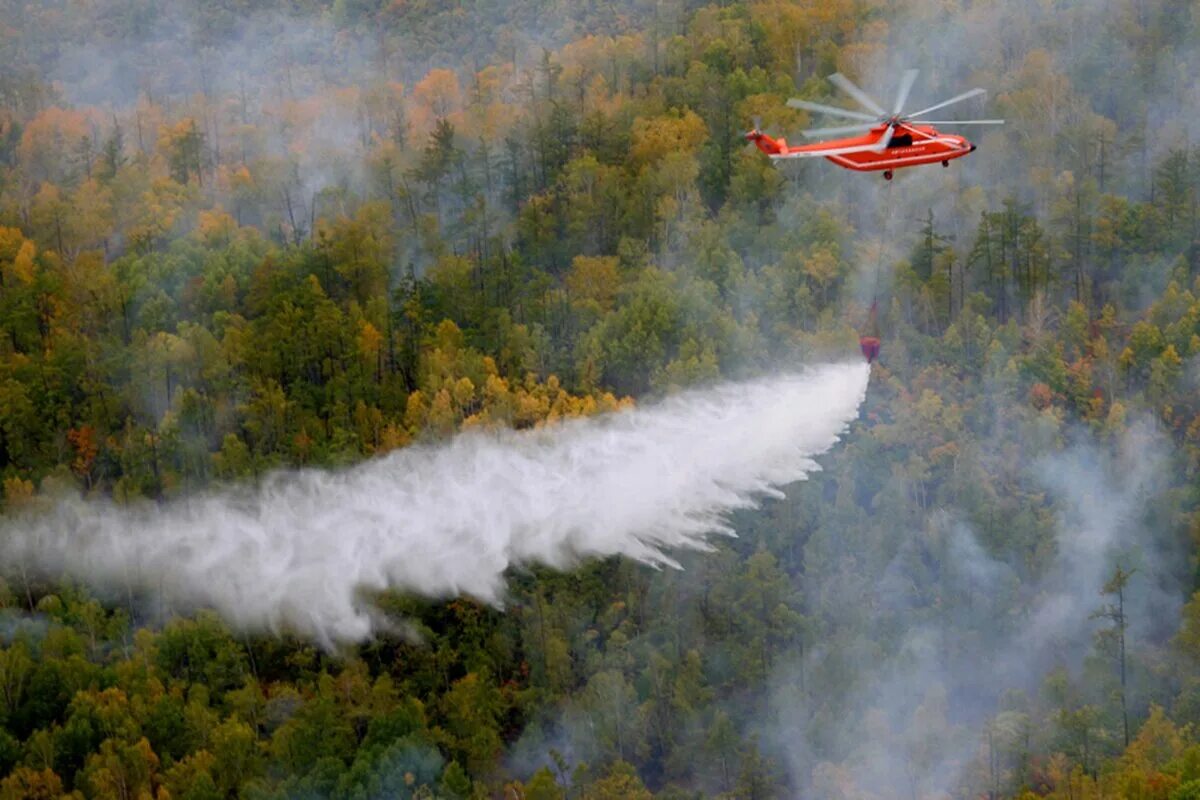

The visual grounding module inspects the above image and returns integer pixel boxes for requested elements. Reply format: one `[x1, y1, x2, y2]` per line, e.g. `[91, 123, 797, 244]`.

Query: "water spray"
[1, 363, 869, 644]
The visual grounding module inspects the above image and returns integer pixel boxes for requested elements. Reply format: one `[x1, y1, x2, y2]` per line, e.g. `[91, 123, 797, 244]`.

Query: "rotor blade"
[907, 87, 986, 118]
[800, 123, 878, 137]
[892, 69, 918, 116]
[911, 119, 1006, 125]
[873, 123, 896, 152]
[898, 122, 938, 141]
[786, 98, 878, 122]
[829, 72, 887, 116]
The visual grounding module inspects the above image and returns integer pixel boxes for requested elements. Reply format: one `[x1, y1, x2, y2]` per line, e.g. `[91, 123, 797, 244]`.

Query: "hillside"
[1, 1, 1200, 798]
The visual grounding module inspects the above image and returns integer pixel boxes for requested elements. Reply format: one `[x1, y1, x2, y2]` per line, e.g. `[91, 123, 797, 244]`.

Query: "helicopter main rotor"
[785, 70, 1004, 152]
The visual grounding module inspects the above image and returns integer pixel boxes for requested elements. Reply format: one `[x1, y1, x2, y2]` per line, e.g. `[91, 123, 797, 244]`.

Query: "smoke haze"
[757, 415, 1184, 798]
[1, 363, 869, 645]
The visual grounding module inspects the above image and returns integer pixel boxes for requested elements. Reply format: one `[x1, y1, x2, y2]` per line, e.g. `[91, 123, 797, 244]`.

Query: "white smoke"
[765, 417, 1181, 799]
[1, 363, 869, 645]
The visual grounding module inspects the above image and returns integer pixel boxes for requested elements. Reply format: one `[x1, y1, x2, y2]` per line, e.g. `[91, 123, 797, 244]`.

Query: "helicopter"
[746, 70, 1004, 179]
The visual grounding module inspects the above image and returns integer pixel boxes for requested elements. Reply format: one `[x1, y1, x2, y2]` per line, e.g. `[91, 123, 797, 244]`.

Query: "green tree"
[1093, 565, 1135, 748]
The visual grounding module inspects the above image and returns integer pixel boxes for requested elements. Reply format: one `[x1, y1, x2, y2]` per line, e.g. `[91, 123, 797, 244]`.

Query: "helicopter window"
[886, 133, 914, 148]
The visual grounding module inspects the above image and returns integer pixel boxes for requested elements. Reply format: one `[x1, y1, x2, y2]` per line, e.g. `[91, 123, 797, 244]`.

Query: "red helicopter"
[747, 70, 1004, 180]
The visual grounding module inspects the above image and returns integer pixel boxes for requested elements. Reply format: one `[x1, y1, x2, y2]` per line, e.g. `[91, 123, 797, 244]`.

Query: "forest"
[1, 0, 1200, 797]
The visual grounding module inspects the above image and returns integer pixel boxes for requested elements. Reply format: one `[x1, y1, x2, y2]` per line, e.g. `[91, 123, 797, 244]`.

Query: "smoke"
[37, 0, 662, 110]
[765, 417, 1184, 799]
[0, 362, 869, 646]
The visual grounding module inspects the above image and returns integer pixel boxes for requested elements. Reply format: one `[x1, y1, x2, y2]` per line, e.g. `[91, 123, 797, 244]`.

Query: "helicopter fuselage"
[748, 123, 976, 176]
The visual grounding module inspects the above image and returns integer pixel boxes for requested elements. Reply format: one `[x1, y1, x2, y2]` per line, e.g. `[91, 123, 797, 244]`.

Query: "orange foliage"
[68, 425, 99, 480]
[196, 208, 238, 245]
[412, 68, 463, 120]
[1030, 382, 1055, 409]
[18, 106, 93, 182]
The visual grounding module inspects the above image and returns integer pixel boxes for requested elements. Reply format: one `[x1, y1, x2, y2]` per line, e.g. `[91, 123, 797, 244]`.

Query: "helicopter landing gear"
[942, 160, 950, 168]
[883, 170, 893, 181]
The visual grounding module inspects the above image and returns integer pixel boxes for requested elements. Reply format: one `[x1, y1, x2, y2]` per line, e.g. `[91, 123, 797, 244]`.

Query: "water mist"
[1, 363, 869, 644]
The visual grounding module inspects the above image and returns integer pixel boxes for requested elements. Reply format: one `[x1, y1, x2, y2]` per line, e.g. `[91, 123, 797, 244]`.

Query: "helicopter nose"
[969, 143, 977, 152]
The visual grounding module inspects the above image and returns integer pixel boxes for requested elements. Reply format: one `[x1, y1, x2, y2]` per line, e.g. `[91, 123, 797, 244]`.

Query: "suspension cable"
[869, 177, 896, 327]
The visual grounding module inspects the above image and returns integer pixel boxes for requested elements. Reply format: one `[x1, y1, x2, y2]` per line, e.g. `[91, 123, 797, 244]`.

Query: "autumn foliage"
[1, 0, 1200, 797]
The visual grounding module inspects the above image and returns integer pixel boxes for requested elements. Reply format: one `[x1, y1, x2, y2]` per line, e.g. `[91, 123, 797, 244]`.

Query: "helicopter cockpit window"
[886, 133, 914, 148]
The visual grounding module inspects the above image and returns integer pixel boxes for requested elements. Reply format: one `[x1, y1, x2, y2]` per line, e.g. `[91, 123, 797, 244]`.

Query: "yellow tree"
[0, 227, 36, 286]
[18, 106, 93, 184]
[412, 68, 463, 129]
[318, 201, 394, 305]
[29, 183, 70, 255]
[69, 178, 115, 256]
[566, 255, 621, 313]
[629, 109, 707, 170]
[584, 761, 653, 800]
[80, 737, 161, 800]
[0, 767, 65, 800]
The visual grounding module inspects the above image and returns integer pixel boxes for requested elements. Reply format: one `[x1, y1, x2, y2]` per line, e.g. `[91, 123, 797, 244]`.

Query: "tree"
[580, 670, 640, 762]
[521, 767, 565, 800]
[160, 118, 207, 185]
[583, 761, 652, 800]
[269, 674, 356, 774]
[734, 738, 779, 800]
[566, 255, 621, 312]
[18, 107, 91, 184]
[1093, 565, 1135, 748]
[98, 121, 127, 183]
[0, 767, 65, 800]
[79, 737, 161, 800]
[437, 671, 504, 774]
[413, 69, 463, 120]
[629, 110, 707, 170]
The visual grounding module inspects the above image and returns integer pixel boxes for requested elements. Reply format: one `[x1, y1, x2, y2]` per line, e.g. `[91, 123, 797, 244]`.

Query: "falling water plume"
[1, 362, 870, 644]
